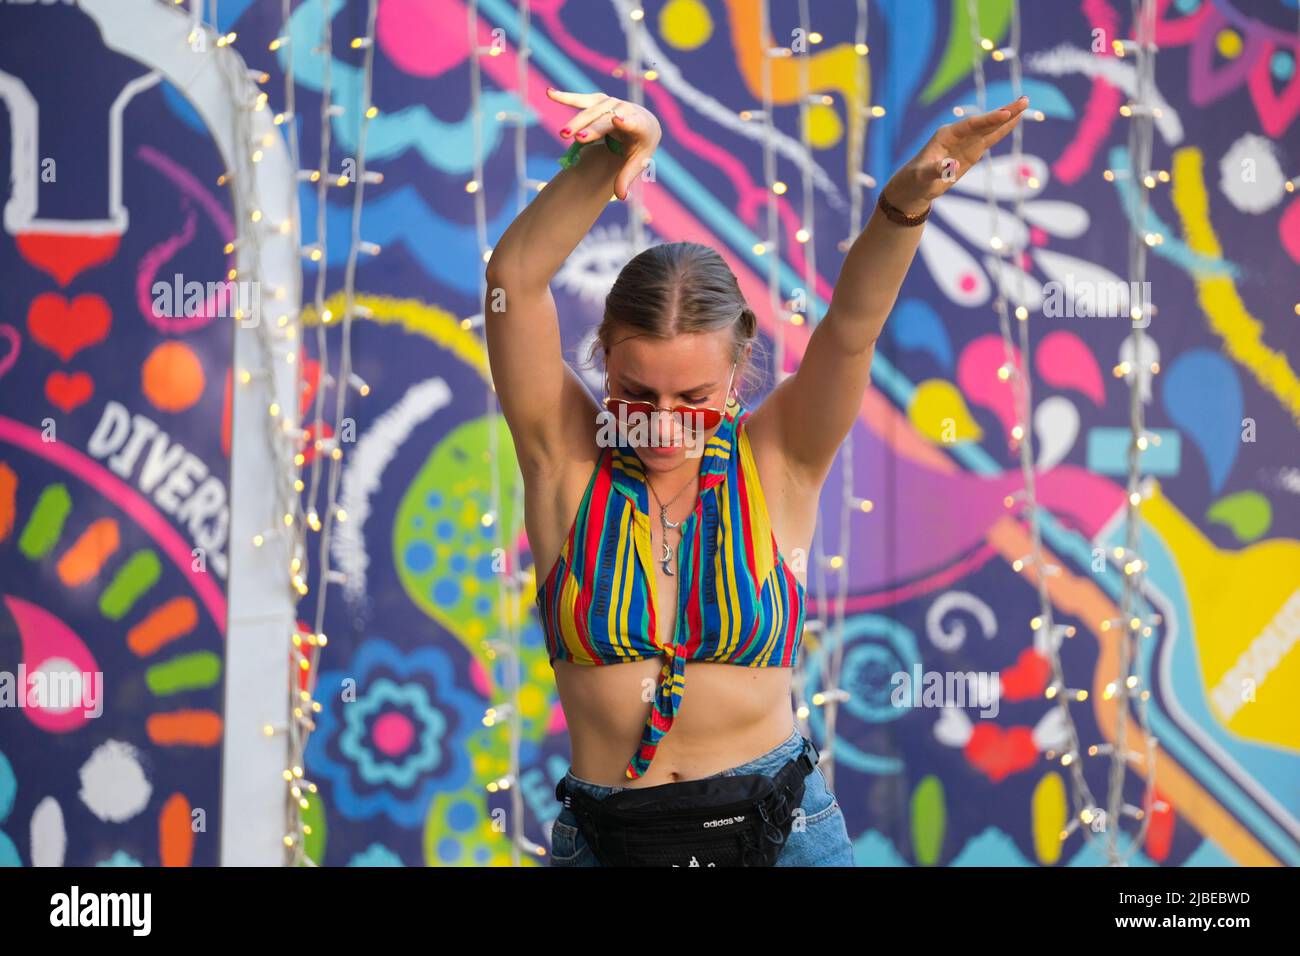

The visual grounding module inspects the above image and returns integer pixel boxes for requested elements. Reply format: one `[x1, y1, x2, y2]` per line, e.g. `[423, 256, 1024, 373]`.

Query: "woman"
[484, 88, 1028, 866]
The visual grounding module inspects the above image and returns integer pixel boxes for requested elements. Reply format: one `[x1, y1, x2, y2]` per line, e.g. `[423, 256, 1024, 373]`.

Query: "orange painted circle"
[142, 340, 205, 412]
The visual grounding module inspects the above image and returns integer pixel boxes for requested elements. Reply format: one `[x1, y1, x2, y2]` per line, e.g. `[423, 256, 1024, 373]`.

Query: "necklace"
[645, 469, 698, 577]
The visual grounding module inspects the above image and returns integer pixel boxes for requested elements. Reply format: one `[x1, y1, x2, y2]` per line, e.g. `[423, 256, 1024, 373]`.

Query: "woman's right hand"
[546, 88, 662, 201]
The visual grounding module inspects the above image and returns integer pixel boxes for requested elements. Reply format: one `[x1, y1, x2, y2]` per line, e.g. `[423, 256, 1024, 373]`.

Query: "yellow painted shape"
[1032, 771, 1068, 865]
[1170, 148, 1300, 429]
[1215, 29, 1242, 59]
[1140, 480, 1300, 752]
[302, 293, 490, 383]
[805, 103, 844, 149]
[660, 0, 712, 50]
[908, 379, 985, 444]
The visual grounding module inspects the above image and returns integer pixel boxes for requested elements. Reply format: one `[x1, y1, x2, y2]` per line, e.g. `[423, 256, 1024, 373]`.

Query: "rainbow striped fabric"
[534, 396, 808, 779]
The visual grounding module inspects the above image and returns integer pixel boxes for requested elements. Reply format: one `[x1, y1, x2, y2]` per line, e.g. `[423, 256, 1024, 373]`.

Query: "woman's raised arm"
[484, 90, 661, 478]
[749, 96, 1030, 490]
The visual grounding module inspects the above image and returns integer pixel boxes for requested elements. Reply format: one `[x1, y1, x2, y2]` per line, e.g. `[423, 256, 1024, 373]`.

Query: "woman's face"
[604, 330, 739, 472]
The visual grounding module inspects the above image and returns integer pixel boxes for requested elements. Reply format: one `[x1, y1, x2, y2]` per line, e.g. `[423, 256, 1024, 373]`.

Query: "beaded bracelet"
[876, 190, 931, 227]
[558, 133, 626, 170]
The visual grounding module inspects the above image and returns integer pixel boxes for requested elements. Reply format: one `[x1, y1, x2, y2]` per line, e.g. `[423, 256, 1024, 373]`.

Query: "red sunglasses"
[603, 363, 737, 434]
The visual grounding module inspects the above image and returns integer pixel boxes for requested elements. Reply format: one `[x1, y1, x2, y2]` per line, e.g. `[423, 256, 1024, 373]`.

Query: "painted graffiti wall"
[0, 2, 235, 865]
[2, 0, 1297, 867]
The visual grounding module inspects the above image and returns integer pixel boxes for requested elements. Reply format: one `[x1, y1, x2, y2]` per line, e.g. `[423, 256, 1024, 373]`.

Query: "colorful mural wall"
[0, 2, 234, 865]
[2, 0, 1297, 867]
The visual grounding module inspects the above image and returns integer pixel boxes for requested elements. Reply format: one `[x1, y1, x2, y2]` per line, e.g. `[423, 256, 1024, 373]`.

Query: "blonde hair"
[581, 241, 765, 400]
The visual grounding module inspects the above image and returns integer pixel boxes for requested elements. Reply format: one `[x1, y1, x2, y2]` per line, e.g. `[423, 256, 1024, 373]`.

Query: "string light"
[189, 0, 314, 864]
[756, 0, 785, 383]
[1097, 0, 1162, 865]
[275, 0, 383, 866]
[793, 0, 839, 781]
[975, 0, 1161, 863]
[786, 0, 871, 790]
[969, 0, 1109, 854]
[620, 0, 649, 253]
[468, 0, 532, 867]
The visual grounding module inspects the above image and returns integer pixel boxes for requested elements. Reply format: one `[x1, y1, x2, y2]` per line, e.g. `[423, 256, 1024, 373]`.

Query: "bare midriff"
[555, 657, 797, 787]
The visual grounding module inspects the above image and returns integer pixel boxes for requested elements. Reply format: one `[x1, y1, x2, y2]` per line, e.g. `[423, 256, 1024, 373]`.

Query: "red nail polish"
[576, 130, 587, 139]
[560, 127, 571, 137]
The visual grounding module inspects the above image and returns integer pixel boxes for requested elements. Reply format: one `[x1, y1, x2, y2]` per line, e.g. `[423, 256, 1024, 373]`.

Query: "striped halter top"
[533, 395, 807, 780]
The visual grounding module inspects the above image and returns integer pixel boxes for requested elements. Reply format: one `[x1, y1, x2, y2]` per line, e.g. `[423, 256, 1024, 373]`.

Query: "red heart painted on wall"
[45, 370, 95, 413]
[16, 232, 120, 287]
[1000, 647, 1052, 702]
[27, 293, 111, 362]
[965, 723, 1038, 783]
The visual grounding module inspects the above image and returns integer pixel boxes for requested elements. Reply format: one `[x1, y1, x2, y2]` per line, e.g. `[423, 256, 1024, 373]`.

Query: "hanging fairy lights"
[966, 0, 1097, 850]
[741, 1, 866, 790]
[188, 0, 317, 864]
[786, 0, 820, 758]
[812, 0, 873, 794]
[755, 1, 788, 382]
[277, 0, 342, 866]
[843, 0, 874, 241]
[228, 0, 384, 865]
[1096, 0, 1162, 864]
[266, 0, 312, 866]
[616, 1, 649, 253]
[797, 0, 854, 792]
[969, 0, 1161, 862]
[468, 0, 538, 866]
[289, 0, 384, 866]
[298, 0, 338, 556]
[755, 0, 811, 734]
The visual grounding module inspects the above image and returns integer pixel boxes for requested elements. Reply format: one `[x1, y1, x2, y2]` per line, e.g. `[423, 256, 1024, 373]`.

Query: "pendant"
[660, 540, 675, 576]
[659, 506, 677, 576]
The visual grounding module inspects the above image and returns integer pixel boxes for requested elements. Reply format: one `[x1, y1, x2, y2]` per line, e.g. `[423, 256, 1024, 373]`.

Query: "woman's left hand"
[884, 95, 1031, 214]
[547, 88, 663, 201]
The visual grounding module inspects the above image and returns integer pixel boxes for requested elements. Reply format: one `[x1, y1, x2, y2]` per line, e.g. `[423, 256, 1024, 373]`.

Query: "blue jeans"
[549, 727, 854, 866]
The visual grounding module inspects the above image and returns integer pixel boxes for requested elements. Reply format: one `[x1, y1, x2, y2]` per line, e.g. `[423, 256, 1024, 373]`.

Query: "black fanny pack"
[555, 736, 819, 867]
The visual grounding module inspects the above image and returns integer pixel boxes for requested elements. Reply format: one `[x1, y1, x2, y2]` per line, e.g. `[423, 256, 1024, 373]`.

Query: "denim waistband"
[562, 726, 806, 801]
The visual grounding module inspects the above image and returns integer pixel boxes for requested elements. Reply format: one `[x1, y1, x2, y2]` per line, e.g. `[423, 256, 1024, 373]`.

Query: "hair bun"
[739, 307, 757, 337]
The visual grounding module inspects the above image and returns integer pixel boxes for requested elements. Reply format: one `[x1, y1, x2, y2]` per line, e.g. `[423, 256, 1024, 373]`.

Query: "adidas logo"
[702, 815, 744, 828]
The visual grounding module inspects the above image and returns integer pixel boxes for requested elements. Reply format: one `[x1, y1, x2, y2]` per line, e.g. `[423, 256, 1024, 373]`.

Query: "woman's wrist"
[558, 133, 627, 170]
[881, 167, 933, 217]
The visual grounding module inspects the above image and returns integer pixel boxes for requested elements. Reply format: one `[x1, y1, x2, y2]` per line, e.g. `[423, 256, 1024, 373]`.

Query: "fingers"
[574, 111, 617, 143]
[981, 94, 1029, 137]
[949, 107, 1009, 139]
[995, 94, 1030, 115]
[545, 88, 606, 109]
[949, 94, 1029, 140]
[610, 109, 638, 137]
[573, 107, 643, 144]
[982, 108, 1026, 149]
[614, 152, 652, 202]
[559, 96, 618, 139]
[608, 111, 650, 200]
[612, 113, 654, 200]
